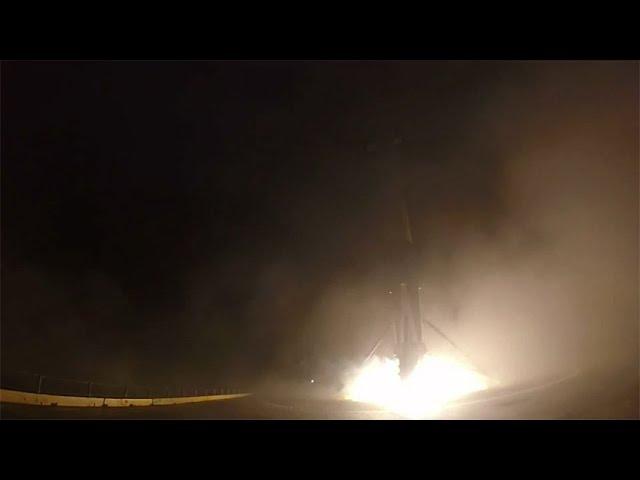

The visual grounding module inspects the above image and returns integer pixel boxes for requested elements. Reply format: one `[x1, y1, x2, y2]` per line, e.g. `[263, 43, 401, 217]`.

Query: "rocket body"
[393, 199, 426, 378]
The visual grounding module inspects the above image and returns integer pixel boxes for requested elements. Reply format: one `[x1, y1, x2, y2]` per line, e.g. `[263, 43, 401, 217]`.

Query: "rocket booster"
[392, 197, 426, 377]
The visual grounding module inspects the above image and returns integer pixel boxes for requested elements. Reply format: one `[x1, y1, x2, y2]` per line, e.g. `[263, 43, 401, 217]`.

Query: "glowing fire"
[344, 354, 490, 418]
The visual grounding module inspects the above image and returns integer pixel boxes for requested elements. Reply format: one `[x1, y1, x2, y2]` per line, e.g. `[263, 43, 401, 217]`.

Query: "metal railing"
[1, 370, 243, 399]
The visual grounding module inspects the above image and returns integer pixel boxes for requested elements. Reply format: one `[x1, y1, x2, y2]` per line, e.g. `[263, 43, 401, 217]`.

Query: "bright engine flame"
[344, 354, 490, 418]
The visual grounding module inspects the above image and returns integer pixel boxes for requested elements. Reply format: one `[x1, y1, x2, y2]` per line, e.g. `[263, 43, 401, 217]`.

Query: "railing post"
[37, 375, 44, 394]
[88, 382, 92, 397]
[124, 385, 128, 398]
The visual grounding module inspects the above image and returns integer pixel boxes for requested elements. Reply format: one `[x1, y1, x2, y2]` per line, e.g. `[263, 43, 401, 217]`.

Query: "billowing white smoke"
[426, 62, 638, 384]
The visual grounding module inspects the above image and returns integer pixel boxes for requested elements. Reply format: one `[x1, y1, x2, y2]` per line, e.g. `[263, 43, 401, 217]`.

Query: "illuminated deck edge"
[0, 388, 251, 407]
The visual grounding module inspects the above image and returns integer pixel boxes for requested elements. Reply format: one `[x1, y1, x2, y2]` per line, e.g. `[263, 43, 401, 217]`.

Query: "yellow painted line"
[151, 394, 248, 405]
[0, 389, 106, 407]
[104, 398, 153, 407]
[0, 389, 251, 408]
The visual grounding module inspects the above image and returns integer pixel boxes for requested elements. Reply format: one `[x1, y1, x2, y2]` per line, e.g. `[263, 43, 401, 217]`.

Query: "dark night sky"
[2, 61, 637, 387]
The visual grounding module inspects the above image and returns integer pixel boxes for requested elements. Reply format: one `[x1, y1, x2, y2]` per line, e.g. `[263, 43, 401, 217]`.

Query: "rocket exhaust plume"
[344, 354, 490, 418]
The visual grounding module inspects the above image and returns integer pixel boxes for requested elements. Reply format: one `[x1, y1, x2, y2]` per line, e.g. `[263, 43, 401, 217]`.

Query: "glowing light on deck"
[344, 354, 489, 418]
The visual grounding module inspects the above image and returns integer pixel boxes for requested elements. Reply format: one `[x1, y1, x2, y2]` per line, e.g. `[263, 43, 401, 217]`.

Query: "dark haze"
[2, 61, 637, 390]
